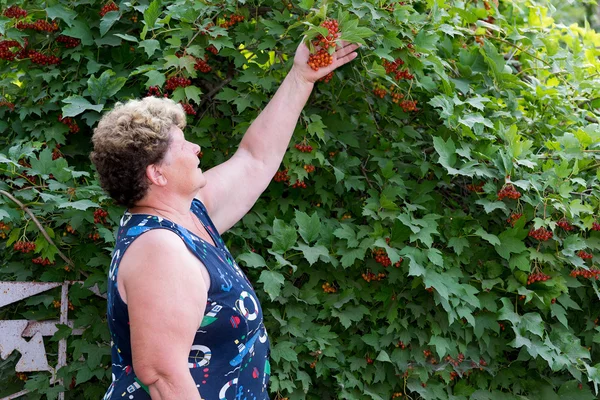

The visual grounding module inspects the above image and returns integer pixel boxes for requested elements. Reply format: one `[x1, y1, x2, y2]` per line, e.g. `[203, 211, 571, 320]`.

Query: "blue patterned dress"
[103, 199, 270, 400]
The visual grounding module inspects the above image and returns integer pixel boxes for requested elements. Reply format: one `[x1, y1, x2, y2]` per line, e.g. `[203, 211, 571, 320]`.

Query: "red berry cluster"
[557, 218, 574, 231]
[88, 231, 100, 241]
[56, 35, 81, 48]
[181, 103, 196, 115]
[194, 57, 211, 73]
[318, 71, 334, 83]
[52, 146, 63, 160]
[146, 86, 165, 97]
[100, 2, 119, 17]
[0, 40, 22, 61]
[312, 19, 339, 49]
[322, 282, 337, 293]
[3, 5, 27, 18]
[395, 340, 408, 349]
[577, 250, 593, 260]
[528, 227, 553, 241]
[399, 99, 418, 112]
[14, 241, 36, 253]
[383, 58, 404, 73]
[307, 48, 333, 71]
[391, 91, 404, 104]
[66, 225, 76, 234]
[206, 45, 218, 55]
[392, 392, 403, 398]
[0, 100, 15, 111]
[373, 86, 387, 98]
[394, 69, 414, 80]
[507, 212, 523, 226]
[93, 208, 108, 224]
[32, 257, 53, 266]
[373, 248, 391, 267]
[365, 355, 374, 365]
[466, 182, 484, 192]
[592, 222, 600, 231]
[165, 76, 191, 91]
[444, 353, 465, 367]
[273, 169, 290, 183]
[450, 371, 459, 381]
[0, 222, 9, 239]
[570, 268, 600, 280]
[16, 20, 59, 32]
[527, 272, 551, 285]
[58, 114, 79, 133]
[28, 50, 61, 66]
[497, 183, 521, 200]
[362, 271, 386, 282]
[303, 164, 315, 173]
[498, 322, 505, 331]
[220, 14, 244, 28]
[291, 180, 307, 189]
[295, 143, 313, 152]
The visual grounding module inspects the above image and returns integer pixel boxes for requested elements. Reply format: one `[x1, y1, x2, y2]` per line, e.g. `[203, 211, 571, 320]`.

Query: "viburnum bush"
[1, 0, 600, 399]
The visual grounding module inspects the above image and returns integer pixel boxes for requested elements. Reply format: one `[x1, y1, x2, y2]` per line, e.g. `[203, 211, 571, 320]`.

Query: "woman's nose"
[193, 144, 201, 155]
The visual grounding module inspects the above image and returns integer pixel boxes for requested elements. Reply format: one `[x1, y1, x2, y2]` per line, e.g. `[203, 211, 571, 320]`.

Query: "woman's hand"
[290, 39, 360, 84]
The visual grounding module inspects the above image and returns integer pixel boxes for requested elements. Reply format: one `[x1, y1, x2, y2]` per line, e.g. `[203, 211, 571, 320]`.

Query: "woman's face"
[159, 125, 206, 192]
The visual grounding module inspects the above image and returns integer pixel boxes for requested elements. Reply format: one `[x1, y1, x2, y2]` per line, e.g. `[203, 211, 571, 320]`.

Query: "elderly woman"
[91, 41, 359, 400]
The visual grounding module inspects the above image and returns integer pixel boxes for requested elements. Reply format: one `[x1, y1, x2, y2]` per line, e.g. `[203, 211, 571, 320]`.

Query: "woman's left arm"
[197, 41, 360, 233]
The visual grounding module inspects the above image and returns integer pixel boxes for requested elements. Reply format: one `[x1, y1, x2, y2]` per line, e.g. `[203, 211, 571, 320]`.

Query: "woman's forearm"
[144, 370, 203, 400]
[237, 67, 314, 172]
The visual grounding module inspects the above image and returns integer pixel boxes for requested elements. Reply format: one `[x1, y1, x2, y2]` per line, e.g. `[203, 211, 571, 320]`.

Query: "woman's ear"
[146, 163, 168, 187]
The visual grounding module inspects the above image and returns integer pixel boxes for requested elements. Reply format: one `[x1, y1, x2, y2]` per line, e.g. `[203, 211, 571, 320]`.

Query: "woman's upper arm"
[118, 230, 208, 384]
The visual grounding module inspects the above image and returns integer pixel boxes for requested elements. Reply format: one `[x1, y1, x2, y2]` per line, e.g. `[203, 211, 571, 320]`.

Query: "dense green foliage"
[1, 0, 600, 399]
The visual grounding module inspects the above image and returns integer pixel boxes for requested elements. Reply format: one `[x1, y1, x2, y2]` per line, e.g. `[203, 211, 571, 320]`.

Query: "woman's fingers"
[334, 43, 360, 60]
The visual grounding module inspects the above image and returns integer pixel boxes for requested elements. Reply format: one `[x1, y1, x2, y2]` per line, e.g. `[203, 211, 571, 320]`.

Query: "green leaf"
[474, 227, 501, 246]
[521, 313, 544, 338]
[46, 5, 77, 27]
[551, 303, 568, 328]
[267, 218, 297, 252]
[332, 305, 369, 329]
[271, 341, 298, 363]
[100, 11, 120, 37]
[62, 96, 104, 118]
[184, 86, 202, 104]
[114, 33, 139, 42]
[432, 136, 457, 170]
[61, 20, 94, 46]
[143, 0, 162, 38]
[429, 336, 451, 359]
[139, 39, 160, 57]
[334, 224, 358, 247]
[57, 200, 99, 211]
[448, 237, 469, 256]
[475, 199, 508, 214]
[294, 243, 329, 266]
[144, 70, 166, 88]
[340, 248, 366, 268]
[88, 70, 127, 104]
[237, 252, 266, 268]
[495, 230, 527, 260]
[295, 210, 321, 244]
[258, 270, 285, 300]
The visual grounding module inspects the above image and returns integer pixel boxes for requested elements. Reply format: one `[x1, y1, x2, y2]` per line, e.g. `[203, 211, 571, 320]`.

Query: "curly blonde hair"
[90, 97, 186, 208]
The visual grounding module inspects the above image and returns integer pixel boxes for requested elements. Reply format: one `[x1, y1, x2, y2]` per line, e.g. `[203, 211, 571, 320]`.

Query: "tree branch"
[0, 189, 74, 268]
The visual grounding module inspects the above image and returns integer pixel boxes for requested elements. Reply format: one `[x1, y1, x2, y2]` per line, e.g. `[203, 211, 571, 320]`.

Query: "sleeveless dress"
[103, 199, 270, 400]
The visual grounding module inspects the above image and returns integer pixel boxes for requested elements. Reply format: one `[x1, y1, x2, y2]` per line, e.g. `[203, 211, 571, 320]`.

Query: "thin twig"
[0, 189, 74, 268]
[360, 160, 375, 189]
